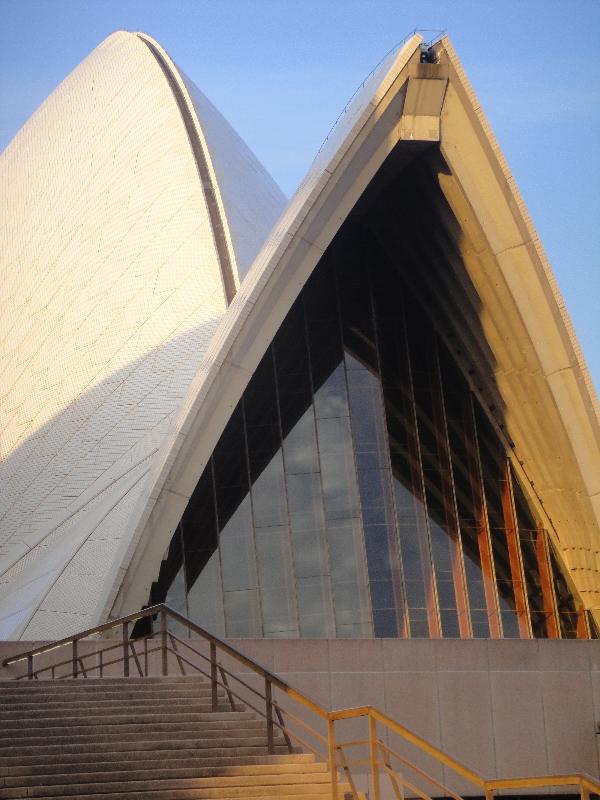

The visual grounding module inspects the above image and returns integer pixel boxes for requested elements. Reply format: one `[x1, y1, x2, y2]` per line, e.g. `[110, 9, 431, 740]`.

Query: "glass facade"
[150, 165, 593, 641]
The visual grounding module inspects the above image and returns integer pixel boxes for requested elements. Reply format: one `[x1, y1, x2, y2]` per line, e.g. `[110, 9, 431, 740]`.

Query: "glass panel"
[407, 311, 465, 638]
[187, 551, 225, 637]
[475, 408, 521, 637]
[440, 356, 499, 638]
[182, 469, 219, 591]
[150, 163, 590, 642]
[219, 496, 257, 593]
[372, 267, 437, 639]
[223, 589, 261, 638]
[165, 561, 189, 637]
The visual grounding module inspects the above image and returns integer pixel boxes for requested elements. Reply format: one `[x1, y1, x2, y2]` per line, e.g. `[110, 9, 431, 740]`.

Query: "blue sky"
[1, 0, 599, 390]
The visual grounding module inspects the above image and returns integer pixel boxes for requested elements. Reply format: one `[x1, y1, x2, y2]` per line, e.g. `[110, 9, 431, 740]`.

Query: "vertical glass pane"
[182, 470, 218, 592]
[165, 560, 189, 637]
[372, 269, 436, 639]
[223, 589, 262, 638]
[255, 525, 297, 637]
[511, 475, 557, 638]
[347, 365, 404, 637]
[440, 355, 498, 639]
[219, 497, 257, 593]
[306, 255, 372, 637]
[406, 310, 465, 639]
[475, 408, 521, 638]
[187, 551, 225, 637]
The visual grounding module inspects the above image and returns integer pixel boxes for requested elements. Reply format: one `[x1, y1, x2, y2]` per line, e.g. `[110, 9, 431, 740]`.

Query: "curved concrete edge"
[134, 32, 238, 303]
[435, 37, 600, 616]
[108, 34, 424, 619]
[0, 28, 233, 639]
[0, 28, 282, 639]
[439, 36, 599, 422]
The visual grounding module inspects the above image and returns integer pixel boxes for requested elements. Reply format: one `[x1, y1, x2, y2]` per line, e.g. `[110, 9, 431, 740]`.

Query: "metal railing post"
[369, 713, 381, 800]
[265, 678, 274, 754]
[210, 643, 218, 711]
[72, 639, 78, 679]
[160, 609, 168, 676]
[122, 621, 130, 677]
[327, 717, 338, 800]
[27, 654, 33, 680]
[580, 778, 590, 800]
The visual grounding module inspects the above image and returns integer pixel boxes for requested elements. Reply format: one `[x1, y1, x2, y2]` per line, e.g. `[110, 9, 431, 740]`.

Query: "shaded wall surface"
[226, 639, 600, 782]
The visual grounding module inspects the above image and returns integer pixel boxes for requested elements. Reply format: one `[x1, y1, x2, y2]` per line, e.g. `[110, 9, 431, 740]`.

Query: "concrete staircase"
[0, 676, 358, 799]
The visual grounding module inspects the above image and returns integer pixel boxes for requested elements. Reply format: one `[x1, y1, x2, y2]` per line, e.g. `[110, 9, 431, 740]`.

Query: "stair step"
[0, 689, 226, 706]
[2, 708, 252, 729]
[0, 693, 233, 704]
[0, 716, 262, 733]
[0, 674, 349, 799]
[4, 762, 329, 789]
[0, 725, 283, 755]
[0, 738, 292, 759]
[0, 729, 279, 753]
[0, 676, 210, 687]
[0, 706, 246, 730]
[0, 740, 288, 759]
[2, 754, 315, 778]
[4, 794, 359, 800]
[0, 774, 351, 799]
[0, 727, 278, 749]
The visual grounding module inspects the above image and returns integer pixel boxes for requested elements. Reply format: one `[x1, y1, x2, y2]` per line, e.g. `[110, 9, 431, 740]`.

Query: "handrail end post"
[265, 677, 275, 755]
[123, 620, 130, 677]
[327, 716, 338, 800]
[27, 653, 33, 680]
[210, 642, 218, 712]
[160, 609, 168, 676]
[369, 713, 381, 800]
[580, 778, 591, 800]
[72, 638, 78, 679]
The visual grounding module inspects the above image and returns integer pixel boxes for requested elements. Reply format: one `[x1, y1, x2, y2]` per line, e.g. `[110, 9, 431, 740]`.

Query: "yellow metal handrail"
[325, 703, 600, 800]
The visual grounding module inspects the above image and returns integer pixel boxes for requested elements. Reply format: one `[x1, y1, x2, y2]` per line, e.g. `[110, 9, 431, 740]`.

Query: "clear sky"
[1, 0, 599, 391]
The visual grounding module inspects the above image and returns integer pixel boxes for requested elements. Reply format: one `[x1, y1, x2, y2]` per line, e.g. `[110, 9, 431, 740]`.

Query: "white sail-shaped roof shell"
[110, 34, 600, 626]
[1, 31, 598, 640]
[0, 31, 285, 639]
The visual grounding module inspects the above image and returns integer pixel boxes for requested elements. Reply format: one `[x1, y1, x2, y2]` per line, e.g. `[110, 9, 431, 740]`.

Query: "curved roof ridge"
[134, 32, 238, 303]
[439, 35, 599, 422]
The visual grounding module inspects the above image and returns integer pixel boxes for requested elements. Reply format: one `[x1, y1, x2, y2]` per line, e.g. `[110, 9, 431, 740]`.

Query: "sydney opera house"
[1, 29, 599, 783]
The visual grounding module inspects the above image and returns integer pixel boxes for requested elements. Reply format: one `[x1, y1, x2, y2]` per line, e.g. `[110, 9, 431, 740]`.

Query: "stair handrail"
[1, 605, 325, 709]
[1, 602, 319, 713]
[2, 604, 599, 800]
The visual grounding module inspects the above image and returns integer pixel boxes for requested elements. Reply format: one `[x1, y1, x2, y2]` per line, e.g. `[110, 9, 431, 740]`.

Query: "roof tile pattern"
[0, 31, 284, 639]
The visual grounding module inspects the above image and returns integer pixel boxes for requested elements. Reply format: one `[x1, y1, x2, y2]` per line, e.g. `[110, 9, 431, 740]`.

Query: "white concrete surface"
[0, 31, 285, 640]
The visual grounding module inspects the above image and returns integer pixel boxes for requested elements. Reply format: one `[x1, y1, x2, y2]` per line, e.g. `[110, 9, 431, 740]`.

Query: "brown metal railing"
[3, 604, 598, 800]
[1, 604, 328, 761]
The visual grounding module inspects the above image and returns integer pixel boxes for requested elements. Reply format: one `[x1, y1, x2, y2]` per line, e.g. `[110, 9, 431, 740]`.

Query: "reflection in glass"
[148, 175, 590, 642]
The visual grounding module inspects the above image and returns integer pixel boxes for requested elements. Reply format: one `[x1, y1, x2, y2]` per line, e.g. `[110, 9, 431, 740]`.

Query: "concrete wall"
[2, 638, 598, 796]
[223, 639, 600, 796]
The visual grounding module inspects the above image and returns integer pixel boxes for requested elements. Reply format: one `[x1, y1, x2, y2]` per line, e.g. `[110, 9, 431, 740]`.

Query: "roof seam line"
[135, 34, 237, 305]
